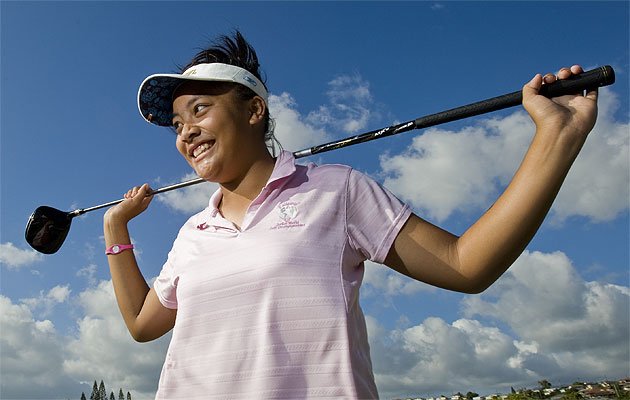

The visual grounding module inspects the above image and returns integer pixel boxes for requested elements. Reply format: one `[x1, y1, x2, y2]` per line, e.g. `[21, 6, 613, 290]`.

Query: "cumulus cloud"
[306, 74, 374, 134]
[551, 88, 629, 223]
[367, 315, 534, 398]
[362, 260, 434, 302]
[366, 250, 629, 398]
[268, 92, 331, 152]
[20, 284, 71, 317]
[0, 295, 80, 398]
[1, 281, 169, 399]
[76, 263, 98, 286]
[156, 172, 219, 214]
[269, 73, 378, 153]
[380, 87, 629, 223]
[462, 250, 629, 374]
[381, 112, 533, 222]
[0, 242, 43, 269]
[64, 280, 170, 398]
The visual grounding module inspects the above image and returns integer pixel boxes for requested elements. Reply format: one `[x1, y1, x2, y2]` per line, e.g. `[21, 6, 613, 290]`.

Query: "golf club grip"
[413, 65, 614, 130]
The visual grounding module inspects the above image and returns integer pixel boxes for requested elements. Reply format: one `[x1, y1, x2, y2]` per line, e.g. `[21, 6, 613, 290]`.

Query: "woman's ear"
[248, 96, 266, 125]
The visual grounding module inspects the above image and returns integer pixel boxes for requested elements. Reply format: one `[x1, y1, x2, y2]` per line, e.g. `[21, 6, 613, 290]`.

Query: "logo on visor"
[243, 76, 257, 86]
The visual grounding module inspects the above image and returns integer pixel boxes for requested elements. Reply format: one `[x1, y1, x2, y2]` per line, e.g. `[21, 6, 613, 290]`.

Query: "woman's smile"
[190, 140, 216, 159]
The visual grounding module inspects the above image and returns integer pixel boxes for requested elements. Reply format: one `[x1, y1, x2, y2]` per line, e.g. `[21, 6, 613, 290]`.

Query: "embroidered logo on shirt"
[197, 222, 209, 231]
[271, 201, 305, 230]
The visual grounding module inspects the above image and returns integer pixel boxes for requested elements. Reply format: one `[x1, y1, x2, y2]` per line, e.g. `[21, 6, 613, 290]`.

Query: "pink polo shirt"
[153, 151, 412, 399]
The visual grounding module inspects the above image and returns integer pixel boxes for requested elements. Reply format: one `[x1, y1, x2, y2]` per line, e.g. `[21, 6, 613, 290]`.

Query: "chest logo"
[271, 201, 305, 230]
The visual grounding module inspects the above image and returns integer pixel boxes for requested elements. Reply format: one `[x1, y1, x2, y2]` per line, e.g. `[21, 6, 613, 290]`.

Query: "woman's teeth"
[193, 142, 213, 158]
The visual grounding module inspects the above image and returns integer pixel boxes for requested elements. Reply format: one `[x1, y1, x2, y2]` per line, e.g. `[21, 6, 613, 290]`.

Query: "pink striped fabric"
[153, 151, 412, 399]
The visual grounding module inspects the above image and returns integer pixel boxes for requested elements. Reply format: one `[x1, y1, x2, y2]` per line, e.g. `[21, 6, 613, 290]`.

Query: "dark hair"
[181, 31, 280, 155]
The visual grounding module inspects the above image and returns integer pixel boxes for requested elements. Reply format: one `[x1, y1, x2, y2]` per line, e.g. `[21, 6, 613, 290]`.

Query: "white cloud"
[0, 295, 80, 398]
[381, 111, 533, 222]
[156, 172, 219, 214]
[63, 280, 169, 399]
[365, 250, 628, 398]
[0, 241, 43, 269]
[462, 250, 629, 365]
[550, 87, 629, 223]
[362, 260, 434, 301]
[20, 284, 71, 317]
[1, 281, 168, 399]
[269, 92, 331, 152]
[269, 73, 378, 154]
[367, 315, 534, 398]
[306, 74, 374, 134]
[379, 87, 629, 223]
[77, 263, 98, 286]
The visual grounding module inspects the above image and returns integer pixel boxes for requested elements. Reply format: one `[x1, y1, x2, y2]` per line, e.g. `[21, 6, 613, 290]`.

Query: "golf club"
[25, 65, 615, 254]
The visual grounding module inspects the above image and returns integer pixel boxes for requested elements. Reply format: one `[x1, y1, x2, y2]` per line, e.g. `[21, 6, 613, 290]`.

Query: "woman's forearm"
[104, 217, 150, 337]
[455, 125, 586, 291]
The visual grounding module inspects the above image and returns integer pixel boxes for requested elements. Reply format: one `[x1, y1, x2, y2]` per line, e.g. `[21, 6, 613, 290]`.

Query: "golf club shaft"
[71, 178, 207, 216]
[72, 65, 614, 217]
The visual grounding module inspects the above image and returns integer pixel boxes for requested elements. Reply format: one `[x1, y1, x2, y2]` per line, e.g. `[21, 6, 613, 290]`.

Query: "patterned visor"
[137, 63, 268, 127]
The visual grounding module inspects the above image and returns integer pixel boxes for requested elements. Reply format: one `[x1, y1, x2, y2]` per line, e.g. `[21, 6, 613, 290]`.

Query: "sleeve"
[153, 234, 183, 310]
[346, 168, 413, 264]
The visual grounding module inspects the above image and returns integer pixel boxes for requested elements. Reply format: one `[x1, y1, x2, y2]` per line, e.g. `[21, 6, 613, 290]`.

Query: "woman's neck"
[218, 150, 276, 228]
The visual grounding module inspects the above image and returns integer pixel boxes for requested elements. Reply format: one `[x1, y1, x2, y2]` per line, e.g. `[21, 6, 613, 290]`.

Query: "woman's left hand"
[522, 65, 598, 144]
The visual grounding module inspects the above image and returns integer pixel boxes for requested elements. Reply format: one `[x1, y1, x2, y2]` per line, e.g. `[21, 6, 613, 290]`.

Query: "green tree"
[126, 391, 132, 400]
[118, 389, 124, 400]
[467, 392, 479, 400]
[109, 392, 115, 400]
[81, 393, 87, 400]
[99, 381, 107, 400]
[539, 380, 552, 390]
[507, 393, 533, 400]
[561, 391, 583, 400]
[89, 381, 99, 400]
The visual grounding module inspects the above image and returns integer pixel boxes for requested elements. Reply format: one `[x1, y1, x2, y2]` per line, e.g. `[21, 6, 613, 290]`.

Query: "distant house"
[583, 388, 615, 397]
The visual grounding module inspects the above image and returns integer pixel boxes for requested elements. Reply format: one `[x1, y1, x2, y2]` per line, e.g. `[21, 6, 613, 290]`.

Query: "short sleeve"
[153, 237, 181, 310]
[346, 169, 412, 264]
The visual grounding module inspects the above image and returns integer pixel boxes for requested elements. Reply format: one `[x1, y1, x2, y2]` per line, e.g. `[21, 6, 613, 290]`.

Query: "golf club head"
[25, 206, 73, 254]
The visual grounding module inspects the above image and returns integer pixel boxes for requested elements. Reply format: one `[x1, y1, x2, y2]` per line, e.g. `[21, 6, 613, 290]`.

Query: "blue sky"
[1, 1, 628, 399]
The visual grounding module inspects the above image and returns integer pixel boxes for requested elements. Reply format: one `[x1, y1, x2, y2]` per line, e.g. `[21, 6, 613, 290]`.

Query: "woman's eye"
[172, 121, 182, 132]
[194, 104, 207, 114]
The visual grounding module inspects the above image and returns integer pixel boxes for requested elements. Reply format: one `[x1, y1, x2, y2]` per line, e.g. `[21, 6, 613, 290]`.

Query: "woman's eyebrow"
[172, 96, 204, 121]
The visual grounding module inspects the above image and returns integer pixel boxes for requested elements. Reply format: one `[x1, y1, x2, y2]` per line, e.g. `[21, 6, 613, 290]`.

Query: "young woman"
[104, 31, 598, 399]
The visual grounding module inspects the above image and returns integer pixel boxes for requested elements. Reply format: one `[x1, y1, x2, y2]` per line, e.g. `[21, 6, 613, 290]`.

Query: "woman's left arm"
[384, 65, 598, 293]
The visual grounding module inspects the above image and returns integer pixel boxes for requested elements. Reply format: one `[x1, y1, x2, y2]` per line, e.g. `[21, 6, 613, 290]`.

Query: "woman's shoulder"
[300, 160, 353, 177]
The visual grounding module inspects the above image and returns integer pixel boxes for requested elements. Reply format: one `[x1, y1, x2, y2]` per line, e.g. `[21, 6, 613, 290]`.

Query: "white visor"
[137, 63, 268, 126]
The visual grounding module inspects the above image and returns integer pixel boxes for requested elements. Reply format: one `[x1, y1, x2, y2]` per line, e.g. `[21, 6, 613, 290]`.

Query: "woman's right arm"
[103, 183, 176, 342]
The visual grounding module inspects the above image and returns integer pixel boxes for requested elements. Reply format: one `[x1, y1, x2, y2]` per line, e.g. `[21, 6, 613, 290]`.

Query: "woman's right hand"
[104, 183, 154, 225]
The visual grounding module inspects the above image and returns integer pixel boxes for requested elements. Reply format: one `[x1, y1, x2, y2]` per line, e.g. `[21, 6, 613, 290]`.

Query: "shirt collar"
[267, 150, 297, 186]
[207, 150, 297, 217]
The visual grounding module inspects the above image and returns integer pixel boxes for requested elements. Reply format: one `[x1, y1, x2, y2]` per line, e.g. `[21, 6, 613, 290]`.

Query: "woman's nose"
[180, 123, 200, 143]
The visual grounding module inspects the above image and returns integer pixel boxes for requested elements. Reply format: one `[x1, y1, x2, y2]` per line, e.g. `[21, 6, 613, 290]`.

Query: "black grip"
[539, 65, 615, 98]
[414, 65, 615, 130]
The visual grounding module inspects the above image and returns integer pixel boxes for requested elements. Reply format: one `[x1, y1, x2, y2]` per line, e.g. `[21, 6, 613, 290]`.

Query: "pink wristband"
[106, 244, 134, 255]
